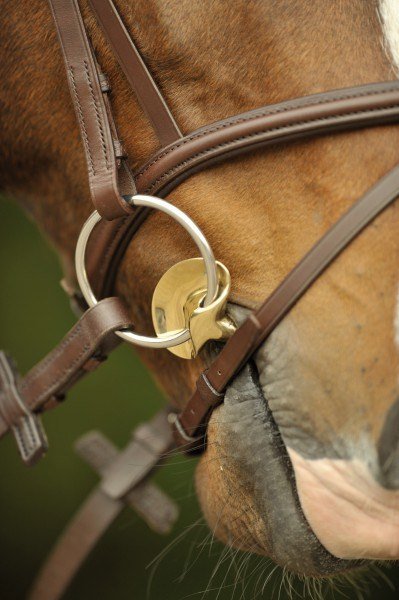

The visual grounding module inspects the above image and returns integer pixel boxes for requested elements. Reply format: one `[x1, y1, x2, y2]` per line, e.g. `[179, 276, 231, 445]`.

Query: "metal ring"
[75, 195, 219, 349]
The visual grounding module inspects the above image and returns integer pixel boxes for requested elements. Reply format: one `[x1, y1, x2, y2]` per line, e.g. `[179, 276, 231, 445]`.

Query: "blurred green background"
[0, 197, 398, 600]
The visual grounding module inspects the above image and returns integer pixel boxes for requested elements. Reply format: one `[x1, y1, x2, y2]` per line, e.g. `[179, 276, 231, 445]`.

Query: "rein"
[2, 0, 399, 596]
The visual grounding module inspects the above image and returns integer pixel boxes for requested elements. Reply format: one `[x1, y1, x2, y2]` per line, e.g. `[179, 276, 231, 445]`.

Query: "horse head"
[1, 0, 399, 579]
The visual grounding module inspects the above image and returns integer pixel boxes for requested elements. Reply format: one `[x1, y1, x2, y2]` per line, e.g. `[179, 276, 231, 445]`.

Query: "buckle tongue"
[0, 352, 48, 466]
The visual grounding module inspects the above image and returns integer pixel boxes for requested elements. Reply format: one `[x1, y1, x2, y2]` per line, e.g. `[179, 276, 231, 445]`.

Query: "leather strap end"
[0, 352, 48, 465]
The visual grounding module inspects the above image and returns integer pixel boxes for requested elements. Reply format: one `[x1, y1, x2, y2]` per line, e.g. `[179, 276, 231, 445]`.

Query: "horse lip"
[216, 303, 359, 575]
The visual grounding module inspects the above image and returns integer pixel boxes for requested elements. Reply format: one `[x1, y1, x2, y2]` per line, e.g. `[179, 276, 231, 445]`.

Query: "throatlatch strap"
[173, 162, 399, 449]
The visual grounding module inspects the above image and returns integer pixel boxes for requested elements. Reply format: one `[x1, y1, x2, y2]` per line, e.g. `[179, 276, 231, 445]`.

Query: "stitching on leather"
[20, 324, 84, 391]
[35, 343, 92, 405]
[143, 104, 399, 194]
[69, 67, 95, 175]
[83, 60, 109, 168]
[21, 317, 128, 405]
[13, 424, 30, 455]
[136, 85, 399, 180]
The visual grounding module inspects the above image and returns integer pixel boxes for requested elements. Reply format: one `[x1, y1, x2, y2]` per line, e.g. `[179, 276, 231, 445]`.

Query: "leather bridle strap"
[48, 0, 182, 221]
[134, 82, 399, 198]
[0, 298, 132, 463]
[28, 411, 178, 600]
[48, 0, 136, 220]
[88, 0, 182, 146]
[173, 162, 399, 448]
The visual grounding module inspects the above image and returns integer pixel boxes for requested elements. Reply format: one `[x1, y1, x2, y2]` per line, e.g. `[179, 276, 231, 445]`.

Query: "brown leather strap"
[88, 0, 182, 146]
[135, 81, 399, 197]
[29, 489, 123, 600]
[29, 411, 178, 600]
[0, 297, 132, 459]
[48, 0, 135, 219]
[173, 162, 399, 449]
[82, 80, 399, 299]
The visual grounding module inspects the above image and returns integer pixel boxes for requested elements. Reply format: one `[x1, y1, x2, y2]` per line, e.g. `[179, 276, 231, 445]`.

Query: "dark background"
[1, 198, 398, 599]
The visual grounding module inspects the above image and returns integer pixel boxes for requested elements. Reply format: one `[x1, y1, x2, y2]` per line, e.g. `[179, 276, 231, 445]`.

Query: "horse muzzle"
[197, 302, 399, 574]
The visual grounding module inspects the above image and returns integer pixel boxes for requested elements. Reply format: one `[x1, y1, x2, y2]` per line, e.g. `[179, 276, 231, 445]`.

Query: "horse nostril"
[377, 398, 399, 490]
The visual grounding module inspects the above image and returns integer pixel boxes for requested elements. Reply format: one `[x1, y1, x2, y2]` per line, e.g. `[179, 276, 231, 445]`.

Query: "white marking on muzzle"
[378, 0, 399, 75]
[288, 448, 399, 560]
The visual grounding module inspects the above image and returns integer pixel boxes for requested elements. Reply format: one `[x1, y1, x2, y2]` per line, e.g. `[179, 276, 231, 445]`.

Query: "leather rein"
[2, 1, 399, 597]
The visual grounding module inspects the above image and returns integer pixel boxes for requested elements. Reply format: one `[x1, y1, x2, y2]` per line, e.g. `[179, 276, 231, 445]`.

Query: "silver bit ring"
[75, 195, 219, 349]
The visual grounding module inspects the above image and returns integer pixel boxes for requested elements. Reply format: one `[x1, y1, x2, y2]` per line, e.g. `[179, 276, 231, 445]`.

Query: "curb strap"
[0, 298, 132, 464]
[28, 410, 178, 600]
[173, 161, 399, 451]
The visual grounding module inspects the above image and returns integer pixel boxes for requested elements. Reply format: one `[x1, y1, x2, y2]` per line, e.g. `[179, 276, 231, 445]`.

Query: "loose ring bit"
[75, 194, 219, 349]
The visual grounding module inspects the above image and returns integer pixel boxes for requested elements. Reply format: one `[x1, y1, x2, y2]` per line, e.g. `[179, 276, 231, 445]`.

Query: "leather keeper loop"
[196, 372, 224, 407]
[171, 372, 225, 452]
[0, 352, 48, 466]
[0, 355, 26, 427]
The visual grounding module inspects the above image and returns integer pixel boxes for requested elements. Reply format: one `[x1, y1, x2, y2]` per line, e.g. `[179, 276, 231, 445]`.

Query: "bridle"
[2, 0, 399, 596]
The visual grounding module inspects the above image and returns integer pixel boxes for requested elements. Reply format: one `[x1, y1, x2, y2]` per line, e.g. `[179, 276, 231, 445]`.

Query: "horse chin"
[196, 305, 359, 577]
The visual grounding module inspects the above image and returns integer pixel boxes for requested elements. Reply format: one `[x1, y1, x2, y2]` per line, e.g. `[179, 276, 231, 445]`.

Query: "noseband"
[3, 0, 399, 595]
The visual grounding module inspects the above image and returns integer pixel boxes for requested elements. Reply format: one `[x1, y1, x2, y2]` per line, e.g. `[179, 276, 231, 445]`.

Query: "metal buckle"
[0, 352, 48, 466]
[75, 194, 229, 351]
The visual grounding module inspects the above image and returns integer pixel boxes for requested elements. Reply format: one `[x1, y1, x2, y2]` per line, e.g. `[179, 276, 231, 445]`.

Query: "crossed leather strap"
[1, 0, 399, 597]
